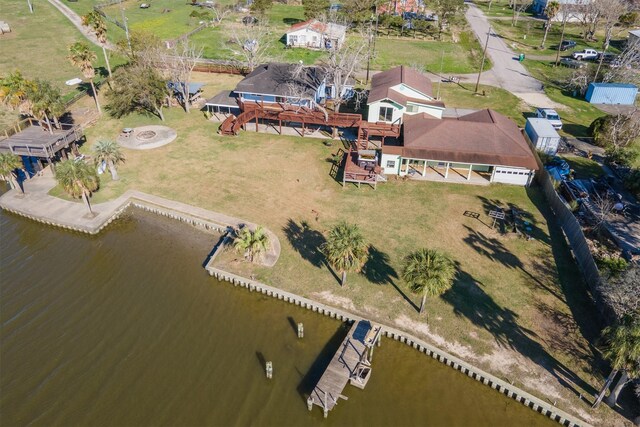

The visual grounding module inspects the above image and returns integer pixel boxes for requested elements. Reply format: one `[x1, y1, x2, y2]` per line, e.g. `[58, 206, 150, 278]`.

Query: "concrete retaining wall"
[205, 264, 591, 427]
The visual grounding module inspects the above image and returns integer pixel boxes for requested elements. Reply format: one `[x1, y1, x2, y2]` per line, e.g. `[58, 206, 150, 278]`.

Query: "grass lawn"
[474, 0, 523, 18]
[373, 30, 489, 73]
[438, 83, 528, 125]
[0, 0, 124, 99]
[561, 155, 605, 179]
[48, 89, 623, 423]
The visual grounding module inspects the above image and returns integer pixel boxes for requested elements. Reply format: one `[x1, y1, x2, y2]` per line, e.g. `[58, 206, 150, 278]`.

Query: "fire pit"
[136, 130, 157, 141]
[117, 125, 177, 150]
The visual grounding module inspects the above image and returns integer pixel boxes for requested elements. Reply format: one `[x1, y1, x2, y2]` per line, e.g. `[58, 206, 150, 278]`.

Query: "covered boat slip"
[0, 119, 83, 160]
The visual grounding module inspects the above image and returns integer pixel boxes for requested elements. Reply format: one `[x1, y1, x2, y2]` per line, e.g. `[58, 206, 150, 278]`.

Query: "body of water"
[0, 206, 555, 426]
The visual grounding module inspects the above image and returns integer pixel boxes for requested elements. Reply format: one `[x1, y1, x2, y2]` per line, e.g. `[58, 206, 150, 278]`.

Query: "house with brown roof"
[367, 66, 445, 125]
[380, 109, 538, 186]
[285, 19, 347, 49]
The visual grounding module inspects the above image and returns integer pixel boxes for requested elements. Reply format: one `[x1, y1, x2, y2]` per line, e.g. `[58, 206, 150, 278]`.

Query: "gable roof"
[234, 63, 326, 99]
[287, 19, 347, 38]
[396, 109, 538, 170]
[368, 66, 434, 106]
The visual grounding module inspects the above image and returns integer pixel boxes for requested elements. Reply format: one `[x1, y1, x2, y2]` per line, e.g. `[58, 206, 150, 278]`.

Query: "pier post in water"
[298, 323, 304, 338]
[307, 396, 313, 411]
[266, 361, 273, 379]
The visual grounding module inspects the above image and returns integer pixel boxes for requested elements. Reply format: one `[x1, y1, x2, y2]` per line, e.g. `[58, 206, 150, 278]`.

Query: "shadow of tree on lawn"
[362, 246, 419, 312]
[442, 269, 598, 401]
[282, 219, 340, 285]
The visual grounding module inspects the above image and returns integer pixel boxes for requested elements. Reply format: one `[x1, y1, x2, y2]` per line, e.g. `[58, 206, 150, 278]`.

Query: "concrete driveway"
[464, 2, 563, 109]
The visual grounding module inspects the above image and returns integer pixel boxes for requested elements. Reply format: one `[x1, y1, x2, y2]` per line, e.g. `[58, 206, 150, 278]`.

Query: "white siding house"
[285, 20, 347, 49]
[367, 66, 445, 125]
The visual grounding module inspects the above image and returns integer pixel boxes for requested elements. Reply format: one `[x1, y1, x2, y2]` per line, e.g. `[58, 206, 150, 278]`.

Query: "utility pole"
[121, 6, 132, 52]
[554, 18, 567, 66]
[436, 50, 444, 100]
[475, 26, 491, 93]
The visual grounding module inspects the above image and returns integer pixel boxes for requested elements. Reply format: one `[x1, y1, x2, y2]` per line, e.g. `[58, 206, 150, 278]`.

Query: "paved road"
[464, 2, 562, 108]
[47, 0, 116, 50]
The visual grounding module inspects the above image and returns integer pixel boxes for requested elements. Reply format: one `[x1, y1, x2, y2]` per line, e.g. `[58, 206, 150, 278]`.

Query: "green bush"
[596, 256, 628, 277]
[605, 146, 639, 168]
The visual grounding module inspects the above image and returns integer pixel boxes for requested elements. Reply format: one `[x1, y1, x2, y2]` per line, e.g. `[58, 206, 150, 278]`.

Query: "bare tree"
[210, 4, 232, 25]
[594, 0, 628, 80]
[511, 0, 531, 26]
[554, 3, 578, 65]
[601, 265, 640, 319]
[160, 39, 203, 113]
[602, 38, 640, 86]
[594, 109, 640, 150]
[576, 0, 600, 41]
[588, 193, 616, 231]
[563, 66, 597, 96]
[228, 20, 272, 73]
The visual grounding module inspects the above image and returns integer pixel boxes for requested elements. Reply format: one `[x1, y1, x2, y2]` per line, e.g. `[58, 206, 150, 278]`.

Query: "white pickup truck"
[572, 49, 599, 60]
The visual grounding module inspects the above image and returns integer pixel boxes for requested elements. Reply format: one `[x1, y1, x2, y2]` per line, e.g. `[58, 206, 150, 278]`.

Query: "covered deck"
[400, 158, 492, 186]
[204, 90, 240, 121]
[0, 119, 83, 160]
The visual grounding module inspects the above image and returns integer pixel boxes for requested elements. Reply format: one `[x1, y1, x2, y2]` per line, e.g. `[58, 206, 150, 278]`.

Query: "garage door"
[493, 167, 531, 186]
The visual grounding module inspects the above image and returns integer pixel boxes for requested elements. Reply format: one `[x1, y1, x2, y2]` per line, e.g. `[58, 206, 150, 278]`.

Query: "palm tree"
[0, 71, 34, 112]
[540, 1, 560, 49]
[321, 221, 369, 287]
[68, 42, 101, 114]
[26, 80, 64, 134]
[55, 159, 100, 215]
[92, 139, 125, 180]
[234, 226, 270, 262]
[594, 314, 640, 408]
[0, 153, 24, 193]
[82, 11, 112, 79]
[402, 248, 456, 314]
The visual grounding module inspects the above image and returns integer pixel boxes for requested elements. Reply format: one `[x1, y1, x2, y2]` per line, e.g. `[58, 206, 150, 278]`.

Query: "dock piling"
[298, 323, 304, 338]
[266, 361, 273, 379]
[307, 396, 313, 411]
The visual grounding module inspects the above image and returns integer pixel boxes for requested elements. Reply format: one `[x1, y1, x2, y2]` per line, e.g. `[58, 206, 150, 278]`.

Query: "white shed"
[285, 20, 347, 49]
[525, 118, 561, 156]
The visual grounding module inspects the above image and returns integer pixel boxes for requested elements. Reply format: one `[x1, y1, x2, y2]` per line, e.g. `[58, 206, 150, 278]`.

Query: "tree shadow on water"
[282, 219, 341, 285]
[442, 268, 598, 401]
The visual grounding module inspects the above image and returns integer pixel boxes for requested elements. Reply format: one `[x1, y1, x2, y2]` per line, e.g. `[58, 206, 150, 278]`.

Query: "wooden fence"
[534, 161, 616, 324]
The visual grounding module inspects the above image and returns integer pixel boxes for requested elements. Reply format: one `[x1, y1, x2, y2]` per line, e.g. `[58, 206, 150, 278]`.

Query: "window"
[289, 35, 297, 45]
[406, 104, 418, 113]
[275, 96, 285, 103]
[386, 160, 396, 168]
[379, 106, 394, 122]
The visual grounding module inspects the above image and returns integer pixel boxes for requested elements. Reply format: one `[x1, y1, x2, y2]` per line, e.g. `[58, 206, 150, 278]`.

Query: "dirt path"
[47, 0, 116, 50]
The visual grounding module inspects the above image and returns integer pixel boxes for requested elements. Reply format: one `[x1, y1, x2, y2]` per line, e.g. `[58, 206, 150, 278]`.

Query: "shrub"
[624, 169, 640, 197]
[596, 256, 629, 277]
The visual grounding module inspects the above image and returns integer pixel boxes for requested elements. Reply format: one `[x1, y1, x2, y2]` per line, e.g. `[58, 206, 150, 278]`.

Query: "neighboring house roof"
[168, 82, 205, 95]
[205, 90, 238, 107]
[628, 29, 640, 38]
[393, 109, 538, 170]
[368, 66, 434, 106]
[234, 63, 326, 99]
[287, 19, 347, 39]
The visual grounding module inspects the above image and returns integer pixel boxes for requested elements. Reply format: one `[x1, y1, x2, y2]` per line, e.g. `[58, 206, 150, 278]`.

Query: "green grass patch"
[438, 83, 527, 125]
[0, 0, 125, 97]
[561, 156, 604, 179]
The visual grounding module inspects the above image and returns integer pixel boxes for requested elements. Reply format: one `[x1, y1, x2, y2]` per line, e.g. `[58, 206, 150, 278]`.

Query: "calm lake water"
[0, 204, 556, 426]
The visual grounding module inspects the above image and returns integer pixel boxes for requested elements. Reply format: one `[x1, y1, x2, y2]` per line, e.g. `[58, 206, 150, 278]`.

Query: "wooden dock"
[308, 320, 382, 417]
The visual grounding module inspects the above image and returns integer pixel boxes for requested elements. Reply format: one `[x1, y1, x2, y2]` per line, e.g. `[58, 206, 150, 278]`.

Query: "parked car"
[536, 108, 563, 130]
[572, 49, 599, 60]
[559, 57, 587, 69]
[559, 40, 576, 51]
[597, 52, 617, 63]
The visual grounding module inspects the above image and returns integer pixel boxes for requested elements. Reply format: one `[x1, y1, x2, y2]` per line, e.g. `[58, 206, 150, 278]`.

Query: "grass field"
[45, 73, 624, 423]
[0, 0, 124, 102]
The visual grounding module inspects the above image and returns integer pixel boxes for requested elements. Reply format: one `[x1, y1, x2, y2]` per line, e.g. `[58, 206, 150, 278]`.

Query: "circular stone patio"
[117, 125, 177, 150]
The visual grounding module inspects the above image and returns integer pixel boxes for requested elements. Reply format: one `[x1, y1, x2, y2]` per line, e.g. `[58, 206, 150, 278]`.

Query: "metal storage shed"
[585, 83, 638, 105]
[525, 118, 561, 155]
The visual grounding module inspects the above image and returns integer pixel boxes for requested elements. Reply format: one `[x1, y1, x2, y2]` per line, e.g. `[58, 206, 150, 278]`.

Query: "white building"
[525, 118, 561, 155]
[379, 109, 538, 186]
[366, 66, 445, 125]
[285, 19, 347, 49]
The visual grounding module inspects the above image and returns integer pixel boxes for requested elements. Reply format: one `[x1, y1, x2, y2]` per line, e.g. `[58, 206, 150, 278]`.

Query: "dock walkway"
[309, 320, 382, 417]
